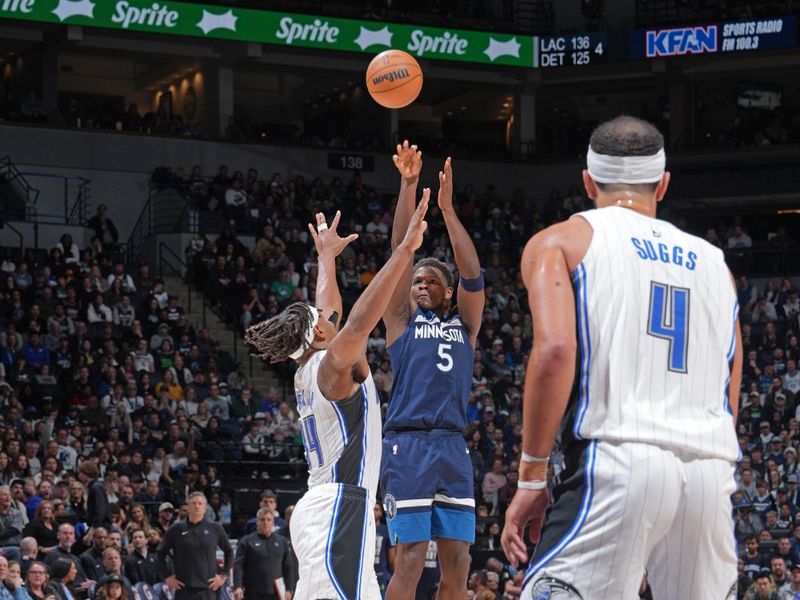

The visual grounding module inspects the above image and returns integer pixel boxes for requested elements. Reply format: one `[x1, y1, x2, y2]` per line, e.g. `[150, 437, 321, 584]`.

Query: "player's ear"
[655, 171, 671, 203]
[582, 170, 597, 201]
[445, 286, 454, 301]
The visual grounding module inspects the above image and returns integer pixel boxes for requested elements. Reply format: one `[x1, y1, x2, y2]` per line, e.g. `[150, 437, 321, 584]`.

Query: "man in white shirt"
[784, 360, 800, 395]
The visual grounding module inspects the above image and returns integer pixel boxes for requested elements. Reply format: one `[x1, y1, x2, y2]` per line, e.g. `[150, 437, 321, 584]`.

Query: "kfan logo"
[646, 25, 718, 57]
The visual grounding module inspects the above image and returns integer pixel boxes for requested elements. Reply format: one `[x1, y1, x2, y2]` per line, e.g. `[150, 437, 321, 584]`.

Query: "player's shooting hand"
[437, 157, 454, 213]
[393, 139, 422, 183]
[501, 487, 550, 569]
[208, 574, 226, 591]
[308, 210, 358, 259]
[399, 188, 430, 252]
[165, 575, 185, 591]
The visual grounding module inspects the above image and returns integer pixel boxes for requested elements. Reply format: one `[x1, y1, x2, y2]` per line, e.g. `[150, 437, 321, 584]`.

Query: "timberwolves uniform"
[381, 308, 475, 544]
[524, 207, 739, 599]
[290, 350, 382, 600]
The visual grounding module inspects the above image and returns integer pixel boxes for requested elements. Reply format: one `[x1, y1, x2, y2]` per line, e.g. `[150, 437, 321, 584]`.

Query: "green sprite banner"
[0, 0, 536, 67]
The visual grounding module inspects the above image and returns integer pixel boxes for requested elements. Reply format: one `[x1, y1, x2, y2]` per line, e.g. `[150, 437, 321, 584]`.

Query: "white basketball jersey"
[568, 207, 739, 461]
[294, 350, 382, 497]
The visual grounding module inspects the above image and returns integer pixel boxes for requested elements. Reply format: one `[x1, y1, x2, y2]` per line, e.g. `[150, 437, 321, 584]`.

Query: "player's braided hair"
[245, 302, 314, 363]
[590, 115, 664, 193]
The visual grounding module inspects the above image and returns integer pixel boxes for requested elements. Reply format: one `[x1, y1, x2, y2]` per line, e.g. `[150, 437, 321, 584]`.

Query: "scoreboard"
[537, 33, 609, 67]
[535, 15, 797, 67]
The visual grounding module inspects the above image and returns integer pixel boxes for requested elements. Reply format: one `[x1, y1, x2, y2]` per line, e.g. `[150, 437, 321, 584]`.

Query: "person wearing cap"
[779, 563, 800, 599]
[96, 574, 129, 600]
[155, 503, 175, 535]
[233, 508, 296, 600]
[95, 547, 135, 599]
[158, 491, 232, 600]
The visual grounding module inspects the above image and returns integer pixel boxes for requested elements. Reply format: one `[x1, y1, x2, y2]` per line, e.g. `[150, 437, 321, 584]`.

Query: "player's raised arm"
[501, 228, 578, 568]
[307, 210, 358, 327]
[319, 190, 430, 400]
[384, 140, 423, 345]
[438, 157, 484, 343]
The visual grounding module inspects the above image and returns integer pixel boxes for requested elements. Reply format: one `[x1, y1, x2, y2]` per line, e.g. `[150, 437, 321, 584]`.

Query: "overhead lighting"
[460, 105, 467, 110]
[502, 102, 510, 107]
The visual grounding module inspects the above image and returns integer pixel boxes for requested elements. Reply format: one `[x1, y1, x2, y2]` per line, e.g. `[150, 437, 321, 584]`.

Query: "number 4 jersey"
[568, 207, 739, 461]
[294, 350, 383, 497]
[385, 307, 473, 432]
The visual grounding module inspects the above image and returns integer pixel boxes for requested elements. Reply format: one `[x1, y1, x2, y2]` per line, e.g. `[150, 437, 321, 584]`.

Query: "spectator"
[95, 574, 129, 600]
[24, 561, 50, 599]
[0, 486, 24, 553]
[45, 557, 79, 600]
[79, 527, 107, 582]
[95, 548, 134, 599]
[43, 523, 90, 589]
[780, 563, 800, 598]
[22, 501, 57, 553]
[19, 537, 37, 576]
[233, 508, 296, 600]
[123, 529, 159, 586]
[87, 205, 119, 250]
[78, 461, 111, 533]
[0, 554, 27, 599]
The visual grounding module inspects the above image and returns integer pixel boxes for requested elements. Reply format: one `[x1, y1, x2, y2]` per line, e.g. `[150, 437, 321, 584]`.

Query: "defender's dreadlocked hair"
[245, 302, 314, 363]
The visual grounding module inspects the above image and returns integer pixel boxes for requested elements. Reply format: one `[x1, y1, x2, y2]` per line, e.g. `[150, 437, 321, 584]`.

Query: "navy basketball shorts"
[380, 430, 475, 545]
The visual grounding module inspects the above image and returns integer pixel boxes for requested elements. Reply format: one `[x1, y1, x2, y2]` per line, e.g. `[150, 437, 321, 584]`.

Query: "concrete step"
[162, 275, 289, 400]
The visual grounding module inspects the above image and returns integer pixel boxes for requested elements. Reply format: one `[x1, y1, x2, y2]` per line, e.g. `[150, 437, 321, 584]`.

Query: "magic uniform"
[381, 308, 475, 545]
[524, 207, 739, 599]
[290, 350, 382, 600]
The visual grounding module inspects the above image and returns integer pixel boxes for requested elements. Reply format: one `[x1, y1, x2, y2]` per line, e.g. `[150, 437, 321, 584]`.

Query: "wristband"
[521, 452, 549, 463]
[517, 480, 547, 490]
[459, 274, 484, 292]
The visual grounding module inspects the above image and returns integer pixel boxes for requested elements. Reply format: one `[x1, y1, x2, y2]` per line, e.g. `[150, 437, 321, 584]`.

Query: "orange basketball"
[366, 49, 423, 109]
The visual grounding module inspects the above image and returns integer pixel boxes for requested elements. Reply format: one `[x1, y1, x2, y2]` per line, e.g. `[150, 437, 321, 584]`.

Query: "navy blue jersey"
[386, 308, 473, 432]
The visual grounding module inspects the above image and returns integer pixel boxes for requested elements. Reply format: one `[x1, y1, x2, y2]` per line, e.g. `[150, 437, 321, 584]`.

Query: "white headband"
[287, 305, 320, 360]
[586, 146, 666, 184]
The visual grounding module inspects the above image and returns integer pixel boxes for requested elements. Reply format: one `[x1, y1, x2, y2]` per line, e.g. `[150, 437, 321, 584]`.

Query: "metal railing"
[157, 241, 191, 314]
[0, 155, 40, 220]
[126, 187, 193, 265]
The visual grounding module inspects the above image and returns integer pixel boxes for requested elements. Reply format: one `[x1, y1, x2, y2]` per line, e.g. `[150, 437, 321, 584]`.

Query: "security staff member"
[158, 492, 232, 600]
[234, 509, 296, 600]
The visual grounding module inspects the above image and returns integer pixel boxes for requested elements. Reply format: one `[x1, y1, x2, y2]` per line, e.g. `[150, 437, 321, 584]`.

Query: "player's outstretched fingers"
[330, 210, 342, 232]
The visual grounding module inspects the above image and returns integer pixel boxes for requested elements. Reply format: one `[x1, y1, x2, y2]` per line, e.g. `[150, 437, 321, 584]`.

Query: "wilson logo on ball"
[366, 49, 423, 109]
[371, 68, 411, 86]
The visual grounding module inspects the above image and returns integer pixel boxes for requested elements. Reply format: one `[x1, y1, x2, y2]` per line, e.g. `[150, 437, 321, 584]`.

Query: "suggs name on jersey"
[414, 323, 466, 343]
[630, 237, 697, 271]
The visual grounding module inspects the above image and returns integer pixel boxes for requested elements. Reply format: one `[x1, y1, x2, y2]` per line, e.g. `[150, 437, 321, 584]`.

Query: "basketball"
[366, 49, 423, 109]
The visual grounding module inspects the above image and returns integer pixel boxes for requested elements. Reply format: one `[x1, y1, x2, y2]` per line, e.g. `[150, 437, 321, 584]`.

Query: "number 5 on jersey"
[647, 281, 690, 374]
[436, 343, 453, 372]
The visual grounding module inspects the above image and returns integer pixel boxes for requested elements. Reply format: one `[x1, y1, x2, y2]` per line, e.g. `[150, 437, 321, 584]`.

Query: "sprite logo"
[111, 1, 179, 29]
[407, 29, 468, 57]
[276, 16, 339, 45]
[1, 0, 35, 13]
[371, 67, 410, 86]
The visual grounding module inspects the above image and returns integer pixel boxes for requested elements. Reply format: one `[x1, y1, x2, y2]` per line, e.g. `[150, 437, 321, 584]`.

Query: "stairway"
[162, 276, 289, 401]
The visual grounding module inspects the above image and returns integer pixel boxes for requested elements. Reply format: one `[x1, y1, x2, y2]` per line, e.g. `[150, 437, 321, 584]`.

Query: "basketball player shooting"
[245, 195, 430, 600]
[501, 116, 743, 599]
